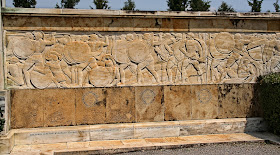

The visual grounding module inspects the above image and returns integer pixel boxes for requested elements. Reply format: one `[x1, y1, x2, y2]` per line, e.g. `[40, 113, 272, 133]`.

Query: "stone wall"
[10, 84, 261, 129]
[1, 8, 279, 129]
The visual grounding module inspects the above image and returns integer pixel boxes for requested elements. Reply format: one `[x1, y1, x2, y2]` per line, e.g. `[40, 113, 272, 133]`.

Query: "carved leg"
[146, 64, 159, 83]
[119, 64, 128, 85]
[77, 67, 83, 87]
[23, 70, 32, 88]
[71, 67, 76, 85]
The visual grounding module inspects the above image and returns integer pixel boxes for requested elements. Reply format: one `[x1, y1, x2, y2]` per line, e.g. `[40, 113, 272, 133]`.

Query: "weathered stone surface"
[43, 89, 76, 127]
[9, 84, 263, 128]
[75, 88, 106, 125]
[218, 84, 240, 118]
[217, 84, 262, 119]
[134, 121, 180, 139]
[135, 86, 164, 122]
[105, 87, 135, 123]
[191, 85, 218, 119]
[0, 133, 14, 154]
[104, 17, 134, 31]
[9, 89, 76, 128]
[164, 86, 192, 121]
[134, 18, 161, 31]
[11, 90, 44, 129]
[4, 31, 280, 89]
[90, 124, 134, 141]
[15, 127, 90, 145]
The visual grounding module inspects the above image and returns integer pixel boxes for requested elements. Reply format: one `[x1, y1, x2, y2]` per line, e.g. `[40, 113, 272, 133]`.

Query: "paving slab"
[10, 132, 280, 155]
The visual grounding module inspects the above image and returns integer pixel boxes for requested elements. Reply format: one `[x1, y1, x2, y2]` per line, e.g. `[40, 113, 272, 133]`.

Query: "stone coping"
[2, 7, 280, 19]
[0, 118, 267, 154]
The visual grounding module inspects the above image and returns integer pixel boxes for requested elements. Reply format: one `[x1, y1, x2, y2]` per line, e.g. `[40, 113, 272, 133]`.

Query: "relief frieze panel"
[4, 31, 280, 89]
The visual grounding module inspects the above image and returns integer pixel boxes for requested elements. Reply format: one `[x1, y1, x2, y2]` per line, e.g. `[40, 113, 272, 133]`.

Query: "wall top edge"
[2, 7, 280, 19]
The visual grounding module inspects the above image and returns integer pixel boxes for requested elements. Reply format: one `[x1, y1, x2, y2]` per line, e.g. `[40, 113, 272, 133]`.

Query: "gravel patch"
[116, 142, 280, 155]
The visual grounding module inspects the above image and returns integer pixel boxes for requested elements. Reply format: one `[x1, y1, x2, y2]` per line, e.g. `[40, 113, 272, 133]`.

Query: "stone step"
[10, 132, 280, 155]
[0, 118, 267, 154]
[14, 118, 266, 145]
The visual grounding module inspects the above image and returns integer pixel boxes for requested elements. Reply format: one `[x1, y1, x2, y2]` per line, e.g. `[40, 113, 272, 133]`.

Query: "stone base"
[0, 117, 267, 154]
[10, 84, 262, 129]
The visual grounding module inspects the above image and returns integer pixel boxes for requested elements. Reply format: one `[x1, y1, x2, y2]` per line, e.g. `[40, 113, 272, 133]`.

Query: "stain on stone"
[108, 19, 114, 26]
[155, 18, 161, 27]
[230, 19, 241, 27]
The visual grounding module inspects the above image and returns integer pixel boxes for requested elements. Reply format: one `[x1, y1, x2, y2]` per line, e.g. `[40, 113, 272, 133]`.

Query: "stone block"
[160, 18, 173, 31]
[43, 89, 76, 127]
[90, 124, 134, 141]
[11, 90, 44, 129]
[218, 84, 240, 118]
[0, 133, 14, 154]
[40, 16, 73, 31]
[172, 18, 189, 32]
[135, 86, 164, 122]
[268, 20, 280, 32]
[3, 16, 42, 31]
[217, 84, 260, 118]
[104, 17, 134, 31]
[191, 85, 218, 119]
[164, 86, 192, 121]
[134, 122, 180, 139]
[134, 18, 161, 31]
[105, 87, 135, 123]
[75, 88, 106, 125]
[15, 127, 90, 145]
[72, 17, 104, 31]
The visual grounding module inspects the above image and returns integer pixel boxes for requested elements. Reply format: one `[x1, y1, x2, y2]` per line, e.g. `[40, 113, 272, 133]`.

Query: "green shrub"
[258, 72, 280, 135]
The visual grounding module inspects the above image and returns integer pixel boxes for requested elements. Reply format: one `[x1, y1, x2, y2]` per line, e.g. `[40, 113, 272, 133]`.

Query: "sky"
[5, 0, 280, 12]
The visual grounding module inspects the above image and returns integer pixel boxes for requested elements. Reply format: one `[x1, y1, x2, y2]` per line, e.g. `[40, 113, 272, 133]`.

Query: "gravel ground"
[116, 142, 280, 155]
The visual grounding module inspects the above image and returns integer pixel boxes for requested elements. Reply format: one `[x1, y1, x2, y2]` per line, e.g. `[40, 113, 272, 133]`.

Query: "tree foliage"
[167, 0, 188, 11]
[92, 0, 110, 9]
[274, 0, 280, 12]
[248, 0, 263, 12]
[13, 0, 37, 8]
[55, 0, 80, 9]
[218, 1, 235, 12]
[122, 0, 136, 10]
[189, 0, 211, 11]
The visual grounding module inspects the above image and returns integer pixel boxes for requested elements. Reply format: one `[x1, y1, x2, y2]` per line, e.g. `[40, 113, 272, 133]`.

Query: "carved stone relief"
[5, 31, 280, 89]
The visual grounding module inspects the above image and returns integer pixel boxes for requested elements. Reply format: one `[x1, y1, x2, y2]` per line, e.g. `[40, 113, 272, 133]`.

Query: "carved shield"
[12, 38, 35, 59]
[88, 66, 115, 87]
[127, 40, 150, 63]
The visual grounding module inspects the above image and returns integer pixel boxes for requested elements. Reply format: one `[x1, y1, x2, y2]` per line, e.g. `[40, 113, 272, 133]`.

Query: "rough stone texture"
[11, 90, 44, 129]
[164, 86, 192, 121]
[43, 89, 76, 127]
[75, 88, 106, 125]
[135, 86, 164, 122]
[9, 84, 262, 129]
[105, 87, 135, 123]
[217, 84, 261, 119]
[191, 85, 219, 119]
[0, 133, 14, 154]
